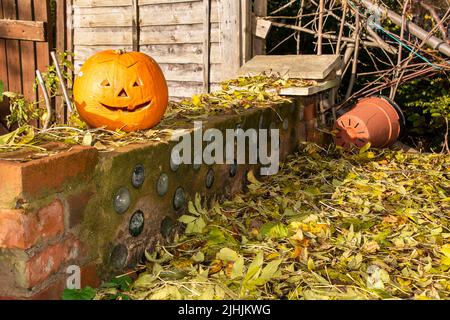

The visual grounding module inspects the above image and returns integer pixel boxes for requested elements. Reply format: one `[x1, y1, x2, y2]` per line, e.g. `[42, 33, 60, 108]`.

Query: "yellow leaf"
[441, 244, 450, 258]
[192, 95, 201, 107]
[307, 257, 315, 271]
[247, 170, 261, 186]
[359, 142, 371, 154]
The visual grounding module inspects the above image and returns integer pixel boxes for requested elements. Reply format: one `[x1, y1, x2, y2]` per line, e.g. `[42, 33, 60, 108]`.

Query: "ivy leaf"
[62, 287, 96, 300]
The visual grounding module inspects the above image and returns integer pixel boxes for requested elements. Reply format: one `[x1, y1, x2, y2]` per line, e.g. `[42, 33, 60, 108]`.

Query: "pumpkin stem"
[115, 49, 126, 55]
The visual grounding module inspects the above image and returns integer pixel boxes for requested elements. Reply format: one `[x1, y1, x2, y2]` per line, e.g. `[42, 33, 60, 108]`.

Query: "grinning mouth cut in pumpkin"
[100, 100, 152, 112]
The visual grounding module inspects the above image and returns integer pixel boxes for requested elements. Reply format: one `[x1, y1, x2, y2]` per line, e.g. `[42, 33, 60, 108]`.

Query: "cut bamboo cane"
[36, 70, 52, 130]
[50, 51, 73, 116]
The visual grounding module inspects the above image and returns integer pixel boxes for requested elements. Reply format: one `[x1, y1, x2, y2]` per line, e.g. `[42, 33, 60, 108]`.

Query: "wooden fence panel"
[0, 0, 52, 130]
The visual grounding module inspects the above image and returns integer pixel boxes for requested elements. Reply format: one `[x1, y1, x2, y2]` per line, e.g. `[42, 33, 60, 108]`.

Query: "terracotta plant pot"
[333, 96, 406, 149]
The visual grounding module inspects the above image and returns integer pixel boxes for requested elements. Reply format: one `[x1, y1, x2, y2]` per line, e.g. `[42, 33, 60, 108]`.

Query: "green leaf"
[260, 222, 288, 239]
[134, 274, 156, 288]
[192, 251, 205, 263]
[208, 227, 226, 245]
[359, 142, 372, 154]
[62, 287, 96, 300]
[260, 259, 282, 280]
[216, 248, 239, 262]
[185, 216, 206, 234]
[110, 276, 132, 291]
[244, 252, 264, 282]
[178, 215, 197, 224]
[231, 256, 245, 278]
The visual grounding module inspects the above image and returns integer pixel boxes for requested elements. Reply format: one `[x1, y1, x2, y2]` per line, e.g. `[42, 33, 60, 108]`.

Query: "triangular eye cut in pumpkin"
[73, 50, 169, 132]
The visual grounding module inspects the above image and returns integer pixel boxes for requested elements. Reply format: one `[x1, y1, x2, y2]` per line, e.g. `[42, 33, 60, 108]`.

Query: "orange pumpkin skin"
[73, 50, 168, 132]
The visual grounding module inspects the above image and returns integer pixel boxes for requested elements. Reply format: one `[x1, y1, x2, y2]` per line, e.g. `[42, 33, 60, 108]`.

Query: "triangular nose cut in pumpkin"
[73, 49, 169, 132]
[118, 89, 128, 98]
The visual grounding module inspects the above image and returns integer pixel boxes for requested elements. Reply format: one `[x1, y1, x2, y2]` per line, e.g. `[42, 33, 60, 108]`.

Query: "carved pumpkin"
[73, 50, 168, 132]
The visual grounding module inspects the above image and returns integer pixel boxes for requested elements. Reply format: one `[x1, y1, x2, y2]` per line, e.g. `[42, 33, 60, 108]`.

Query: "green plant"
[2, 92, 40, 128]
[2, 51, 74, 129]
[35, 51, 74, 98]
[62, 287, 96, 300]
[396, 75, 450, 149]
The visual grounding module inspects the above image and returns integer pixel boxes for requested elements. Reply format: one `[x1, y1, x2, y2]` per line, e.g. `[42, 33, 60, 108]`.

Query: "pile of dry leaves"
[94, 144, 450, 300]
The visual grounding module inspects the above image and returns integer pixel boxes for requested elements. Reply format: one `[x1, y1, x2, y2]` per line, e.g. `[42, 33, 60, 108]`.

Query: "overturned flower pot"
[333, 96, 406, 149]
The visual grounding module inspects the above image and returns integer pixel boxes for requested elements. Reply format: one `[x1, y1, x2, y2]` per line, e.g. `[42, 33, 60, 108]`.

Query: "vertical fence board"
[33, 0, 51, 120]
[18, 0, 37, 103]
[0, 0, 10, 128]
[0, 0, 8, 91]
[56, 0, 67, 122]
[3, 0, 22, 94]
[220, 0, 241, 81]
[203, 0, 211, 92]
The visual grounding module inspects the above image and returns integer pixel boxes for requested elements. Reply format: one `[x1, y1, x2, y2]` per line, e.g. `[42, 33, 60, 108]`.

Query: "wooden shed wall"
[70, 0, 261, 100]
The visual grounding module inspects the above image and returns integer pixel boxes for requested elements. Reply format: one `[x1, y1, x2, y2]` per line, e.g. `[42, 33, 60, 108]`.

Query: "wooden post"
[220, 0, 241, 80]
[253, 0, 267, 56]
[132, 0, 140, 52]
[241, 0, 252, 64]
[203, 0, 211, 93]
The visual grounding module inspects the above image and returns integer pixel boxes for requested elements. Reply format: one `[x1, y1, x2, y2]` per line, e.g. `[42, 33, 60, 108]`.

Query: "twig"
[336, 0, 348, 53]
[345, 9, 361, 100]
[318, 0, 325, 55]
[420, 2, 448, 41]
[390, 0, 410, 100]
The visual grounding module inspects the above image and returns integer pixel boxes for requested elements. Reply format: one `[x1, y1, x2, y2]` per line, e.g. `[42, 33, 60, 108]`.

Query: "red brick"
[25, 236, 86, 288]
[67, 191, 94, 228]
[0, 263, 99, 300]
[0, 278, 67, 300]
[29, 278, 67, 300]
[0, 209, 29, 249]
[0, 146, 98, 206]
[0, 199, 64, 250]
[0, 163, 23, 207]
[38, 200, 65, 239]
[81, 264, 101, 288]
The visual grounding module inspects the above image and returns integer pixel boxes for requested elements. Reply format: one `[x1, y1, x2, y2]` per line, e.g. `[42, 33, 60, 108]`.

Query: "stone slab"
[238, 55, 342, 80]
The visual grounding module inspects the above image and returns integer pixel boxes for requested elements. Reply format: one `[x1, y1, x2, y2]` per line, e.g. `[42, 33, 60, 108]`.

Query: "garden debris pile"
[0, 74, 309, 156]
[93, 145, 450, 300]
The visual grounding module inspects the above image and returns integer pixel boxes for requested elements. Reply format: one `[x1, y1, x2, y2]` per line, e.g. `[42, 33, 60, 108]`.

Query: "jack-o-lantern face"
[73, 50, 168, 132]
